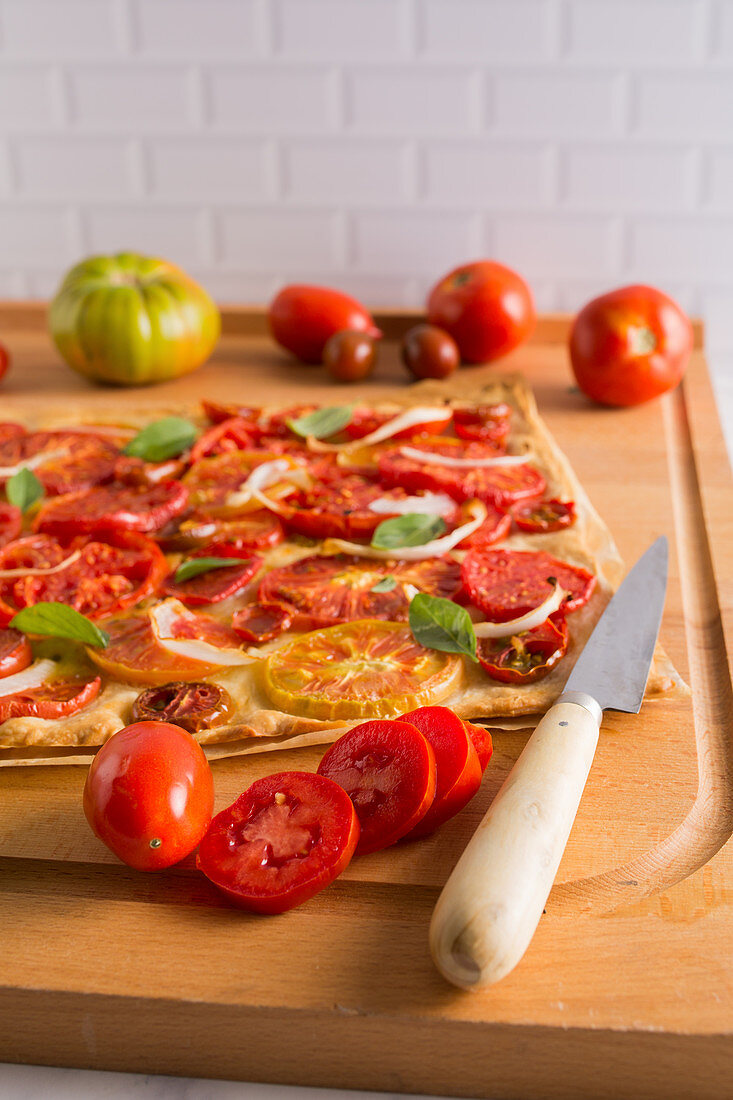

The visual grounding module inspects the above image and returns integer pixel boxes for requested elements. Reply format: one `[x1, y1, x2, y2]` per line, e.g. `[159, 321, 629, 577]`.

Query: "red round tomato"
[34, 479, 189, 537]
[0, 627, 32, 679]
[268, 285, 381, 364]
[163, 554, 262, 606]
[83, 721, 215, 871]
[462, 547, 596, 621]
[477, 615, 569, 684]
[400, 706, 482, 839]
[317, 720, 436, 855]
[569, 285, 693, 407]
[427, 261, 536, 363]
[0, 503, 22, 548]
[197, 771, 360, 912]
[0, 675, 101, 723]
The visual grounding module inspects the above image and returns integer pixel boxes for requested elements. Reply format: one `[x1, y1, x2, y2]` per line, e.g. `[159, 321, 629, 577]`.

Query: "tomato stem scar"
[149, 837, 162, 848]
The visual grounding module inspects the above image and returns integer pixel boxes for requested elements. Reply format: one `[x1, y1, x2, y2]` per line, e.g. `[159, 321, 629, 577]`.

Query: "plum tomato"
[131, 682, 235, 734]
[400, 706, 482, 839]
[463, 721, 494, 772]
[570, 285, 693, 407]
[197, 771, 360, 913]
[323, 330, 377, 383]
[477, 615, 569, 685]
[83, 721, 215, 871]
[317, 719, 437, 855]
[427, 260, 535, 364]
[401, 325, 459, 381]
[268, 285, 381, 364]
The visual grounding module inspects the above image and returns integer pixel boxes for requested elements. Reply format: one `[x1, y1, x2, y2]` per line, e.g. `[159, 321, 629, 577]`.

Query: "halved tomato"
[0, 504, 22, 548]
[510, 498, 576, 534]
[462, 547, 596, 621]
[452, 404, 512, 446]
[0, 675, 101, 723]
[34, 480, 189, 538]
[0, 530, 167, 625]
[11, 431, 120, 495]
[163, 555, 262, 606]
[0, 627, 32, 678]
[477, 615, 569, 684]
[164, 509, 285, 553]
[257, 554, 464, 630]
[88, 610, 243, 685]
[263, 620, 463, 721]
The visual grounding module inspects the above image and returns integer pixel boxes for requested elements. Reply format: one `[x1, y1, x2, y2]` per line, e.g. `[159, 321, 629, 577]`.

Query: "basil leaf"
[11, 602, 110, 648]
[371, 513, 446, 550]
[409, 593, 477, 662]
[370, 575, 397, 593]
[123, 417, 198, 462]
[174, 556, 244, 584]
[6, 467, 44, 513]
[287, 405, 354, 440]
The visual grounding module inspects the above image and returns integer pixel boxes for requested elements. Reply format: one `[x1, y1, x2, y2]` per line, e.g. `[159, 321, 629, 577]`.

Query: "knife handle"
[429, 695, 601, 990]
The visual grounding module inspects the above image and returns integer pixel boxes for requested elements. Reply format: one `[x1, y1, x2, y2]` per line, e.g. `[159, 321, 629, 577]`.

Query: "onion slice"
[399, 445, 533, 469]
[0, 549, 83, 580]
[0, 448, 70, 478]
[0, 658, 58, 698]
[150, 599, 255, 666]
[367, 491, 456, 518]
[473, 583, 567, 639]
[224, 458, 310, 511]
[308, 406, 450, 452]
[323, 500, 487, 561]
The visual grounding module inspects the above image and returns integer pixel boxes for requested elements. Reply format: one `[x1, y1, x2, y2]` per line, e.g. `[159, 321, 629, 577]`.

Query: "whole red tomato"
[0, 343, 9, 383]
[83, 721, 214, 871]
[569, 285, 693, 407]
[426, 261, 535, 363]
[268, 285, 381, 363]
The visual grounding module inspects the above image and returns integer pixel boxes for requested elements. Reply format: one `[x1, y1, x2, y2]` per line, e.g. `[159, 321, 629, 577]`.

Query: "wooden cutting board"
[0, 306, 731, 1100]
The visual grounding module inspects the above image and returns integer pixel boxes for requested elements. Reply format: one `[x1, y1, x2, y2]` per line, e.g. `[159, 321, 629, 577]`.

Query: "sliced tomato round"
[462, 547, 596, 621]
[510, 498, 576, 534]
[131, 681, 235, 733]
[400, 706, 482, 839]
[113, 454, 186, 486]
[163, 555, 262, 606]
[88, 610, 243, 685]
[0, 530, 167, 625]
[258, 554, 464, 630]
[452, 403, 512, 446]
[0, 627, 32, 679]
[164, 509, 285, 553]
[457, 501, 511, 549]
[232, 602, 293, 644]
[317, 719, 437, 855]
[0, 504, 22, 548]
[463, 721, 494, 772]
[263, 620, 463, 721]
[34, 480, 189, 538]
[344, 407, 453, 441]
[15, 431, 120, 495]
[0, 422, 26, 463]
[202, 400, 261, 425]
[190, 417, 259, 462]
[196, 770, 360, 914]
[0, 675, 101, 723]
[477, 615, 569, 684]
[182, 450, 293, 512]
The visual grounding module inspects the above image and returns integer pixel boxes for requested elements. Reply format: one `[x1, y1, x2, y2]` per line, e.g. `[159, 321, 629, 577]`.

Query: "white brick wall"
[0, 0, 732, 449]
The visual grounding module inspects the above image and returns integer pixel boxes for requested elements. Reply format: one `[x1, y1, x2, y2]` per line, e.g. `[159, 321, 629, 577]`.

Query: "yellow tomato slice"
[263, 619, 463, 721]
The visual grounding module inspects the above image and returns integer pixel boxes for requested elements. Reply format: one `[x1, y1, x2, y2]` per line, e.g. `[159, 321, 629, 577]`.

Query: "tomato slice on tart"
[263, 620, 463, 721]
[12, 431, 120, 496]
[456, 501, 511, 549]
[0, 627, 32, 679]
[0, 675, 102, 723]
[232, 602, 293, 644]
[113, 454, 186, 486]
[510, 498, 576, 534]
[164, 509, 285, 553]
[452, 403, 512, 446]
[202, 401, 261, 425]
[344, 407, 453, 442]
[182, 450, 296, 512]
[196, 771, 360, 914]
[190, 417, 259, 463]
[163, 554, 262, 606]
[131, 681, 235, 733]
[258, 554, 464, 630]
[317, 719, 437, 855]
[477, 615, 569, 684]
[462, 547, 596, 620]
[400, 706, 482, 839]
[34, 480, 189, 538]
[0, 422, 27, 458]
[0, 504, 22, 549]
[88, 609, 244, 685]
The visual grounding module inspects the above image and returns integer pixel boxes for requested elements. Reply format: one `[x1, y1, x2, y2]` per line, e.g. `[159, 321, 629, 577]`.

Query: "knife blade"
[429, 536, 669, 990]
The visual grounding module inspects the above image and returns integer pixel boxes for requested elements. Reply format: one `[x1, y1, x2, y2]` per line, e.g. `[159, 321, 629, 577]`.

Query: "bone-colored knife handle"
[430, 694, 601, 990]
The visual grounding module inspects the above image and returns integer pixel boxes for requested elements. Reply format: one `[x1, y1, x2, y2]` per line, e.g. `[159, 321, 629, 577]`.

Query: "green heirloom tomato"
[49, 252, 220, 387]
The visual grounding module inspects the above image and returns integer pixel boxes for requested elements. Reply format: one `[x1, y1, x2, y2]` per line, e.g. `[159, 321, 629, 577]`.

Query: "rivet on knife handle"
[429, 695, 601, 990]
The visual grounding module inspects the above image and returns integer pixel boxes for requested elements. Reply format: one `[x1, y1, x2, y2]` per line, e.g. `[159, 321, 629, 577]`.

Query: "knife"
[429, 536, 669, 990]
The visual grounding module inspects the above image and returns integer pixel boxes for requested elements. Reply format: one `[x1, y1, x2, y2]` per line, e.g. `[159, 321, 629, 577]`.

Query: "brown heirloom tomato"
[323, 330, 377, 383]
[427, 261, 535, 363]
[401, 325, 459, 381]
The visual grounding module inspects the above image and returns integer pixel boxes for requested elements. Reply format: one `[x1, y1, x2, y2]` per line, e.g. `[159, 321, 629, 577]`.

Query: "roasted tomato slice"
[0, 530, 167, 625]
[400, 706, 482, 839]
[88, 611, 243, 685]
[190, 417, 259, 462]
[0, 422, 27, 462]
[317, 719, 437, 855]
[463, 721, 494, 772]
[477, 615, 569, 684]
[0, 627, 32, 678]
[197, 771, 360, 914]
[462, 547, 596, 620]
[182, 450, 293, 512]
[452, 403, 512, 446]
[0, 504, 22, 548]
[232, 602, 293, 644]
[163, 554, 262, 606]
[131, 682, 235, 733]
[258, 554, 464, 630]
[284, 473, 459, 541]
[12, 431, 120, 495]
[202, 400, 261, 425]
[263, 620, 463, 721]
[510, 498, 576, 533]
[0, 675, 101, 723]
[344, 407, 453, 441]
[35, 480, 189, 538]
[113, 454, 186, 486]
[457, 501, 511, 549]
[166, 509, 285, 553]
